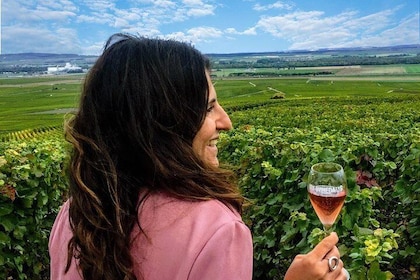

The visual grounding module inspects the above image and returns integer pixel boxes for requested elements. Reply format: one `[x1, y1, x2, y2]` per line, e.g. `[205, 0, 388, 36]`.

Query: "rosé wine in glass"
[307, 162, 347, 232]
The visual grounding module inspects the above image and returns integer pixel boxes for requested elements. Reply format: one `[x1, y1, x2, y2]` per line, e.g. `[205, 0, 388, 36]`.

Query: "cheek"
[192, 128, 206, 157]
[192, 134, 203, 157]
[191, 118, 214, 158]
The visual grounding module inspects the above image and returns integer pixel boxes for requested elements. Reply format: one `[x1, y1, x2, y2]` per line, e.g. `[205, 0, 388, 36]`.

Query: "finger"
[330, 261, 347, 280]
[342, 267, 351, 280]
[317, 258, 342, 278]
[324, 246, 340, 260]
[308, 232, 339, 260]
[330, 260, 345, 279]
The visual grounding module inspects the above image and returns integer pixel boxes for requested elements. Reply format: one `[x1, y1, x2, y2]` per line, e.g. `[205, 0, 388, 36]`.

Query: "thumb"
[308, 232, 339, 260]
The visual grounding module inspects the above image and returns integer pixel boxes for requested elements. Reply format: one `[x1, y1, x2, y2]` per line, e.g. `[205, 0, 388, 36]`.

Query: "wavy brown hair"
[64, 33, 244, 279]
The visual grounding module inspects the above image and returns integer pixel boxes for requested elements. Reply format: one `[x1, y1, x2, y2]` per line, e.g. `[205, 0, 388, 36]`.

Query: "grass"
[404, 64, 420, 73]
[0, 82, 81, 133]
[215, 78, 420, 107]
[1, 70, 419, 135]
[0, 74, 84, 85]
[211, 67, 333, 77]
[211, 64, 420, 78]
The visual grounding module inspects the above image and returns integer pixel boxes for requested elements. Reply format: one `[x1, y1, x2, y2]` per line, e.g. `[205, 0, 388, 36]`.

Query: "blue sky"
[1, 0, 419, 55]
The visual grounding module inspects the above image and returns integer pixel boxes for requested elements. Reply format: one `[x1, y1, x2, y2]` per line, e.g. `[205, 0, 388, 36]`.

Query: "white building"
[47, 63, 82, 74]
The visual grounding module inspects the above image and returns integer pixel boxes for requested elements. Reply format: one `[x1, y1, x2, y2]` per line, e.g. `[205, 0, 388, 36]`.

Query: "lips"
[206, 138, 219, 166]
[209, 138, 218, 146]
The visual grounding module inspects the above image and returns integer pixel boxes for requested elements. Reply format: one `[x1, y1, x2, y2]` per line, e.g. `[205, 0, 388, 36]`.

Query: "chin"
[207, 158, 219, 167]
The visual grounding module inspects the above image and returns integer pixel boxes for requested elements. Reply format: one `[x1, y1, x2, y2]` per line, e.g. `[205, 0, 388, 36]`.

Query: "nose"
[217, 106, 232, 131]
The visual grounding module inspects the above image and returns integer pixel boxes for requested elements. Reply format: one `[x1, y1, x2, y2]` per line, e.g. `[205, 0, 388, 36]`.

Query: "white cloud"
[83, 0, 116, 11]
[166, 26, 223, 45]
[349, 13, 420, 48]
[183, 0, 201, 4]
[54, 28, 82, 51]
[109, 8, 147, 29]
[2, 0, 81, 53]
[254, 7, 418, 50]
[41, 0, 78, 12]
[343, 10, 394, 34]
[154, 0, 177, 8]
[121, 26, 162, 37]
[32, 9, 77, 21]
[183, 0, 216, 17]
[254, 1, 294, 12]
[243, 27, 258, 35]
[225, 28, 239, 34]
[3, 0, 77, 23]
[187, 26, 223, 39]
[3, 0, 219, 53]
[2, 26, 82, 54]
[256, 11, 331, 37]
[77, 14, 109, 24]
[76, 0, 216, 30]
[225, 27, 257, 35]
[81, 41, 106, 55]
[187, 7, 215, 17]
[114, 18, 130, 29]
[2, 0, 417, 54]
[114, 8, 142, 22]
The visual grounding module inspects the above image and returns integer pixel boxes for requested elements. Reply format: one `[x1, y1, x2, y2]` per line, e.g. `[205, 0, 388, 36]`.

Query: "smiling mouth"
[209, 139, 218, 146]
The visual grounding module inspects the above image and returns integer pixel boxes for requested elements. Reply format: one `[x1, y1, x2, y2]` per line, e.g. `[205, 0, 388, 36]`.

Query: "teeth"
[209, 139, 218, 146]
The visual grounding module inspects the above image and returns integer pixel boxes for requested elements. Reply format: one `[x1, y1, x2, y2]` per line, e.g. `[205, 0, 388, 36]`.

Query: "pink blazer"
[49, 192, 253, 279]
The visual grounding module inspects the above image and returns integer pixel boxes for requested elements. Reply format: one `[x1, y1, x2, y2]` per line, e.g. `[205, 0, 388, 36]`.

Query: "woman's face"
[192, 72, 232, 167]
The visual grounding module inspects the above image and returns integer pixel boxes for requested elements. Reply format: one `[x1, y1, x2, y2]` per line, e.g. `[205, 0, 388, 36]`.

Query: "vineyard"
[0, 75, 419, 279]
[219, 85, 420, 279]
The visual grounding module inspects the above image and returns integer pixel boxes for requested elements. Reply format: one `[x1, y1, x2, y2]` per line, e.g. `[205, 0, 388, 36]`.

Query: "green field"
[404, 64, 420, 73]
[211, 64, 420, 77]
[0, 69, 419, 135]
[1, 68, 419, 279]
[0, 74, 85, 85]
[0, 80, 81, 133]
[211, 67, 332, 77]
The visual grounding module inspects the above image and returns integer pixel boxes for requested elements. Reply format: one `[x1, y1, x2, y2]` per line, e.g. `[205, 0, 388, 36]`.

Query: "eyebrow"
[208, 98, 216, 104]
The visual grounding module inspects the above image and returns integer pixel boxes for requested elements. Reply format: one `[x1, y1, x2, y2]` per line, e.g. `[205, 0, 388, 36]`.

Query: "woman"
[49, 33, 347, 279]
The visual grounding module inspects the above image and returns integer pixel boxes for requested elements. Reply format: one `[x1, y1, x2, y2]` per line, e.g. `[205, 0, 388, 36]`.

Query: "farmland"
[0, 65, 419, 279]
[1, 64, 419, 135]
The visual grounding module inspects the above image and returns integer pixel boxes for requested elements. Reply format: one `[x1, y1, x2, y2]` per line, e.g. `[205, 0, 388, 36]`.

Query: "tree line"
[213, 54, 420, 69]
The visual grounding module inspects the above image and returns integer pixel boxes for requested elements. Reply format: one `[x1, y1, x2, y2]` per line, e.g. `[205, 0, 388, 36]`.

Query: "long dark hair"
[65, 33, 244, 279]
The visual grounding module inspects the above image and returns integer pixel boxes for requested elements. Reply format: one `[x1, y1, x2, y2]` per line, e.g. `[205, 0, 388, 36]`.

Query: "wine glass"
[307, 162, 347, 233]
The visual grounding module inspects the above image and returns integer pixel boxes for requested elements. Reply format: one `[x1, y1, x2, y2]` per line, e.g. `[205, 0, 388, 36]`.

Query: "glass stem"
[323, 225, 333, 235]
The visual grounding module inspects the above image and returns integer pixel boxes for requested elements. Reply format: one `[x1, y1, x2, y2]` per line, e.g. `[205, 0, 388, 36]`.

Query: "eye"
[206, 99, 216, 113]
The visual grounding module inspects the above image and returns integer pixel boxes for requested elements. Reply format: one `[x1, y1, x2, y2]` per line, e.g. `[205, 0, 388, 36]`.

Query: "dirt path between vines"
[0, 79, 83, 87]
[308, 76, 420, 81]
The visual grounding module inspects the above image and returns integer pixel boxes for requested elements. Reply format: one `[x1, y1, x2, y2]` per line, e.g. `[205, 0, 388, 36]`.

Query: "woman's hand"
[284, 232, 349, 280]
